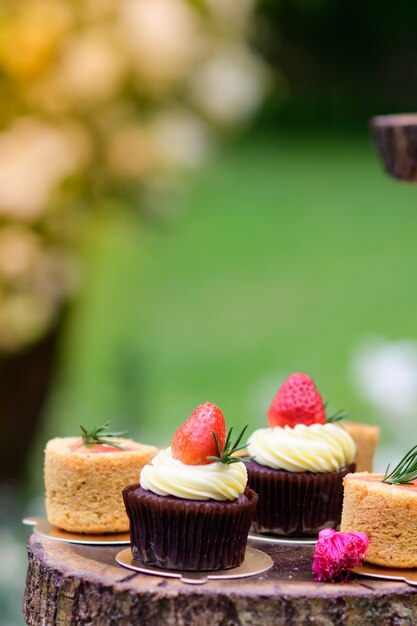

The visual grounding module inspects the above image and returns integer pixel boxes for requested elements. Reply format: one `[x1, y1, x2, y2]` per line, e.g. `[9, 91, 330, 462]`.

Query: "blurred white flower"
[120, 0, 202, 91]
[189, 47, 268, 127]
[152, 111, 213, 170]
[0, 118, 90, 220]
[351, 336, 417, 419]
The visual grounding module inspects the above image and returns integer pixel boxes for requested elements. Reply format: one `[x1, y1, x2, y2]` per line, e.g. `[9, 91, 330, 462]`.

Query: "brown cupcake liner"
[122, 484, 258, 571]
[246, 461, 355, 537]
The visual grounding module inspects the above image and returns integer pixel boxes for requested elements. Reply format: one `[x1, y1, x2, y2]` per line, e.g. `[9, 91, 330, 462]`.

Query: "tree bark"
[24, 534, 417, 626]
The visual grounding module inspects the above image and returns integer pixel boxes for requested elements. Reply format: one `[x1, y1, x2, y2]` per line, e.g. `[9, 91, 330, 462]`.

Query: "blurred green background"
[42, 129, 415, 453]
[3, 0, 417, 623]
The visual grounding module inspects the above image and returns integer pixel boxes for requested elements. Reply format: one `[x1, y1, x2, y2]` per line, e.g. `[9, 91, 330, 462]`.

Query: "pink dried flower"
[312, 528, 369, 583]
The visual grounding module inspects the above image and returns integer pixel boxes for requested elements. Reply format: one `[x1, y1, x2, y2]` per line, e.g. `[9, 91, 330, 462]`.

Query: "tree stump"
[371, 114, 417, 182]
[24, 534, 417, 625]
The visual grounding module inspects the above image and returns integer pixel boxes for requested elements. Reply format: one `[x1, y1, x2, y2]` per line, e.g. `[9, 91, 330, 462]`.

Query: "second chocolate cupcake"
[247, 373, 356, 537]
[246, 459, 354, 536]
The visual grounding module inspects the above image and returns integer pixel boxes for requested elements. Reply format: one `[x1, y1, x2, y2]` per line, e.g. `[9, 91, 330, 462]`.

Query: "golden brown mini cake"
[343, 422, 380, 472]
[341, 472, 417, 568]
[45, 436, 158, 533]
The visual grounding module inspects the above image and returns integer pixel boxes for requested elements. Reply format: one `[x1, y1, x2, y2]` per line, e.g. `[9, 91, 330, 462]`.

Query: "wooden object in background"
[24, 533, 417, 625]
[372, 114, 417, 182]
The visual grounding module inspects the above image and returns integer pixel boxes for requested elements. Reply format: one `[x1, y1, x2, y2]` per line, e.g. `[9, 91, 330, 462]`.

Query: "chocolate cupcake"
[123, 403, 257, 571]
[246, 460, 354, 536]
[247, 373, 356, 537]
[123, 484, 257, 570]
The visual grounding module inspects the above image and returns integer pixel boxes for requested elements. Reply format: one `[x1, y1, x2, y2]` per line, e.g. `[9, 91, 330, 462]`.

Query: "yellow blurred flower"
[0, 0, 73, 80]
[0, 0, 267, 352]
[0, 118, 91, 220]
[0, 225, 78, 299]
[105, 124, 158, 179]
[83, 0, 120, 22]
[0, 226, 42, 284]
[0, 291, 56, 353]
[54, 29, 125, 107]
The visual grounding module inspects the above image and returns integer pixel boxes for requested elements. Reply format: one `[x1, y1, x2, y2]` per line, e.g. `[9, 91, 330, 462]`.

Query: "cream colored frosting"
[140, 447, 248, 501]
[247, 423, 356, 472]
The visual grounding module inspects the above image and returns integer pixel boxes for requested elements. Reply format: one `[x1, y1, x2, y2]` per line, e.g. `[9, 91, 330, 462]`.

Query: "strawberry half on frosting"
[171, 402, 227, 465]
[267, 372, 327, 428]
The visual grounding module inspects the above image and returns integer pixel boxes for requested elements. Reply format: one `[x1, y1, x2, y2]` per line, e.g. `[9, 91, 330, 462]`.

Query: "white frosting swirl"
[247, 423, 356, 472]
[140, 447, 248, 501]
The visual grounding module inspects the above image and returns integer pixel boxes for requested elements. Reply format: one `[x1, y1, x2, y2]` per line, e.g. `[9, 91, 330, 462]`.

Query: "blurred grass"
[42, 131, 417, 456]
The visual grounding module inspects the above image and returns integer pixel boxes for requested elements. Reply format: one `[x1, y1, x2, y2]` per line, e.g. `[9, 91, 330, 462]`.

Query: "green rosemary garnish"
[80, 422, 127, 450]
[382, 445, 417, 485]
[327, 409, 349, 423]
[207, 425, 254, 464]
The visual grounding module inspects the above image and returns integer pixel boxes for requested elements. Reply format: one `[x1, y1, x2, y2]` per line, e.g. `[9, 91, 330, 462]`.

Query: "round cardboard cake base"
[23, 517, 130, 545]
[116, 547, 273, 585]
[353, 562, 417, 586]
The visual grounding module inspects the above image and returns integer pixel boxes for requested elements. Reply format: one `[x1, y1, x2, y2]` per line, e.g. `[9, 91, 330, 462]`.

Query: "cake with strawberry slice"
[246, 373, 356, 536]
[123, 402, 258, 571]
[45, 423, 158, 534]
[341, 445, 417, 568]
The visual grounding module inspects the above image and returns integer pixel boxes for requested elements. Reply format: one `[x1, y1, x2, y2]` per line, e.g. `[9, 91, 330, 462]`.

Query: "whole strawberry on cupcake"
[246, 373, 356, 537]
[123, 402, 258, 571]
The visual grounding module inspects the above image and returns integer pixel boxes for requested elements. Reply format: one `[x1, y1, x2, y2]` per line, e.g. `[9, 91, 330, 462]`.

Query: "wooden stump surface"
[24, 533, 417, 626]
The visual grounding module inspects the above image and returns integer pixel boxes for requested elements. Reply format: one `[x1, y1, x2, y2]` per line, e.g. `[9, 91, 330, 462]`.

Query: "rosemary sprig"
[80, 422, 127, 450]
[207, 425, 254, 464]
[382, 444, 417, 485]
[327, 409, 349, 424]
